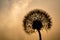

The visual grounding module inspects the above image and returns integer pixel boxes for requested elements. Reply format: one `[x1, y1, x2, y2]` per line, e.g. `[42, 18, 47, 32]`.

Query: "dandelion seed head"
[23, 9, 52, 34]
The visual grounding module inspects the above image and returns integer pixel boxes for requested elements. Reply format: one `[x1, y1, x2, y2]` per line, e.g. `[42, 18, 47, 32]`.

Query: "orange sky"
[0, 0, 60, 40]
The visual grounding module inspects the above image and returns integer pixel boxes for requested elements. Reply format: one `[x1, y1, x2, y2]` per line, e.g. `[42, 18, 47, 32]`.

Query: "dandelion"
[23, 9, 52, 40]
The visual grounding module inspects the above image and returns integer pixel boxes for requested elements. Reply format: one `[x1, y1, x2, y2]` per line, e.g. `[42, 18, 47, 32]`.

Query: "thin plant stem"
[37, 30, 42, 40]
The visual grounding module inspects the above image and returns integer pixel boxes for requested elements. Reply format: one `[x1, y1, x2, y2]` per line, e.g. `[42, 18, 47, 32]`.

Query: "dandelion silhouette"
[23, 9, 52, 40]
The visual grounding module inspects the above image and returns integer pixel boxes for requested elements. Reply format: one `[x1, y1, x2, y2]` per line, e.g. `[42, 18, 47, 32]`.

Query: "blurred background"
[0, 0, 60, 40]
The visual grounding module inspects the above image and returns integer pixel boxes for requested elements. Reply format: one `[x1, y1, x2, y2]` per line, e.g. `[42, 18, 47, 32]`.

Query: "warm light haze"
[0, 0, 60, 40]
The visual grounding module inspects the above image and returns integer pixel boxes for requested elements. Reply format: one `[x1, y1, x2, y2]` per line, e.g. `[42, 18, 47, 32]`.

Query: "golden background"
[0, 0, 60, 40]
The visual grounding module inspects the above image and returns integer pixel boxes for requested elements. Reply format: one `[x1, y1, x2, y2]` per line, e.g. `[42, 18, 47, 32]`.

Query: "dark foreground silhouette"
[32, 20, 42, 40]
[23, 9, 52, 40]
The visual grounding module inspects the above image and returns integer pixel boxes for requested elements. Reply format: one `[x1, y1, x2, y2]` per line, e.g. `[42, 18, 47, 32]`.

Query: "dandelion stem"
[37, 30, 42, 40]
